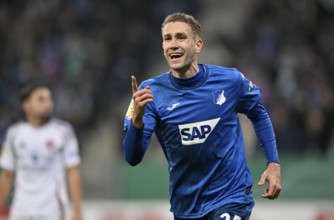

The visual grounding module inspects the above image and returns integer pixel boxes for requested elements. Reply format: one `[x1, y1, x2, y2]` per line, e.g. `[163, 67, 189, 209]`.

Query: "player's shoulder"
[205, 64, 241, 77]
[2, 121, 31, 141]
[205, 64, 244, 84]
[6, 121, 28, 134]
[49, 118, 74, 131]
[140, 72, 170, 88]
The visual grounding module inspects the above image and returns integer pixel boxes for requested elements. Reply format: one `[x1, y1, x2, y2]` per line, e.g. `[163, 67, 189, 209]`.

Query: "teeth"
[170, 53, 182, 58]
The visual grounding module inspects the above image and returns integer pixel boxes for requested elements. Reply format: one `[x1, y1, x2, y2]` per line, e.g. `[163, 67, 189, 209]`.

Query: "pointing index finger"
[132, 75, 139, 94]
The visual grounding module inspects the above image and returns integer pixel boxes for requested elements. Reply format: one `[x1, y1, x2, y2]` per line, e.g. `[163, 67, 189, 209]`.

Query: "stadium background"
[0, 0, 333, 219]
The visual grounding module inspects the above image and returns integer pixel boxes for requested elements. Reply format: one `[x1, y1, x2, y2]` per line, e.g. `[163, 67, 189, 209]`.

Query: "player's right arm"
[0, 169, 13, 211]
[0, 127, 15, 211]
[123, 76, 155, 166]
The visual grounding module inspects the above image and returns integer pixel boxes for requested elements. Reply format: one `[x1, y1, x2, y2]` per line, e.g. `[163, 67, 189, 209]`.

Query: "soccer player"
[0, 82, 83, 220]
[123, 12, 281, 220]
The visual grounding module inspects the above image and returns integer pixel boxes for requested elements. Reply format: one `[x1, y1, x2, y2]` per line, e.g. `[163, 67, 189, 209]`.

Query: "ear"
[195, 38, 203, 53]
[22, 100, 29, 113]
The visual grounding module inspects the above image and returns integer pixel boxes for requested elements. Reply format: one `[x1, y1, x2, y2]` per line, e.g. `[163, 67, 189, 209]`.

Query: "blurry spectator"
[0, 0, 333, 158]
[236, 0, 334, 156]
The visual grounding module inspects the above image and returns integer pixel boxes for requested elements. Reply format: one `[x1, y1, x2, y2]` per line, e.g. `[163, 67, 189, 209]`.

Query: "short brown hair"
[161, 12, 201, 39]
[20, 81, 51, 102]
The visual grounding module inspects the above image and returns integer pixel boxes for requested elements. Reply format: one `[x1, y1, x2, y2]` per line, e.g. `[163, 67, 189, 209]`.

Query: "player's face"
[162, 22, 203, 74]
[24, 88, 53, 123]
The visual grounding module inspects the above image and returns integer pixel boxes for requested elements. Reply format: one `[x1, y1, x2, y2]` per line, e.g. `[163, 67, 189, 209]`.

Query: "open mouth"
[170, 53, 183, 61]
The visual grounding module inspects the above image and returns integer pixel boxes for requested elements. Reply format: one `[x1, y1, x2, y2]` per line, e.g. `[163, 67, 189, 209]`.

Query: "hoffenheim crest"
[212, 90, 226, 105]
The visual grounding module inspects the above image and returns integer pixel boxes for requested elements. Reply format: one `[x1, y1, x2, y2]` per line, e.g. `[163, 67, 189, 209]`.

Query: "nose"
[168, 38, 179, 49]
[41, 98, 53, 110]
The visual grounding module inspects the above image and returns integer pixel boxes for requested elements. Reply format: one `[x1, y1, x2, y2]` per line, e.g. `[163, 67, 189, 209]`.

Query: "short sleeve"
[63, 124, 80, 168]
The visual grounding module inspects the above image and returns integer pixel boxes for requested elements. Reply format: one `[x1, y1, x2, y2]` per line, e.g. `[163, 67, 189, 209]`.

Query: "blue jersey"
[123, 64, 279, 219]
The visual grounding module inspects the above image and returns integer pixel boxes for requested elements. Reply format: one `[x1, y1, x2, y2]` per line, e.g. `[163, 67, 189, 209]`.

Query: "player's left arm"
[246, 103, 282, 200]
[63, 124, 83, 219]
[67, 166, 83, 220]
[235, 70, 281, 200]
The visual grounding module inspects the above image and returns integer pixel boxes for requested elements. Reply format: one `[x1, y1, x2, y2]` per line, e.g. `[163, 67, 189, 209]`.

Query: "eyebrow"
[163, 31, 188, 38]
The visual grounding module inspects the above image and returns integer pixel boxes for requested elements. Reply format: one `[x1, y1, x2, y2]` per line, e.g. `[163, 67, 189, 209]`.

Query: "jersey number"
[220, 213, 241, 220]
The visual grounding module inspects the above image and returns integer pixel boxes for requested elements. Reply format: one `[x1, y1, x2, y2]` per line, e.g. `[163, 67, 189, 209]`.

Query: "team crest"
[212, 90, 226, 105]
[46, 139, 54, 150]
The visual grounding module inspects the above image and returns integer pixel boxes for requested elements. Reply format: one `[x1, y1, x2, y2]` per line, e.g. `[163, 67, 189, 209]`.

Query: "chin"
[170, 63, 185, 70]
[40, 115, 51, 124]
[171, 63, 193, 74]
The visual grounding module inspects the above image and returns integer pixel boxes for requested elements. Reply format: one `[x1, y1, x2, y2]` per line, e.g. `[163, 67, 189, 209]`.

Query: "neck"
[171, 61, 199, 79]
[27, 115, 49, 127]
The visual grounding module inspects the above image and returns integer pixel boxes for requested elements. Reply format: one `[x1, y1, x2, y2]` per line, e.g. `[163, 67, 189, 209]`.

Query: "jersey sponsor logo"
[31, 152, 39, 162]
[212, 90, 226, 105]
[167, 102, 180, 111]
[178, 118, 220, 145]
[125, 99, 134, 120]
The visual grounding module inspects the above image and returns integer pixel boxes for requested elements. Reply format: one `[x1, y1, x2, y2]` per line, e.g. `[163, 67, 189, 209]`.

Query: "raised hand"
[131, 75, 154, 128]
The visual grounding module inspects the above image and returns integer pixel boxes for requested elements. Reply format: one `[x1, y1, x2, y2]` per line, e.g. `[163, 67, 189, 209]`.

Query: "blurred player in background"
[123, 12, 281, 220]
[0, 82, 83, 220]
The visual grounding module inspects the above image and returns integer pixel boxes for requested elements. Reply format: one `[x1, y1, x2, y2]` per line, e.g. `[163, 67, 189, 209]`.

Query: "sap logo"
[178, 118, 220, 145]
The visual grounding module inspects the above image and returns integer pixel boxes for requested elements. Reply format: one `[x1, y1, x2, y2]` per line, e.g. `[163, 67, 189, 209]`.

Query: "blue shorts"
[174, 202, 254, 220]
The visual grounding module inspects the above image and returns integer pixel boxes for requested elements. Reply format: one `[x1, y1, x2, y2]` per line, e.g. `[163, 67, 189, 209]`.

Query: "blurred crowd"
[193, 0, 334, 158]
[0, 0, 333, 157]
[237, 0, 334, 156]
[0, 0, 199, 146]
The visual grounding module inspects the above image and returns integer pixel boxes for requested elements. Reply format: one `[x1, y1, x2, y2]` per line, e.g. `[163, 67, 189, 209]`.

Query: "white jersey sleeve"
[0, 126, 17, 171]
[62, 123, 80, 168]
